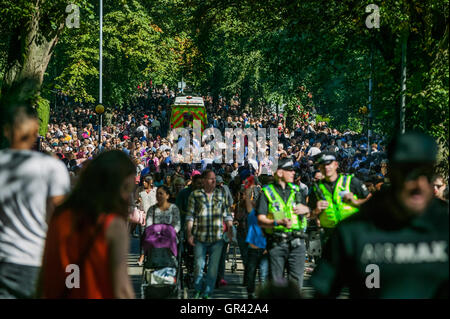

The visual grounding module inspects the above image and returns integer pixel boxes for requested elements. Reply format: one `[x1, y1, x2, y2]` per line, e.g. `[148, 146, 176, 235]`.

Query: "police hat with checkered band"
[315, 151, 338, 165]
[277, 157, 295, 171]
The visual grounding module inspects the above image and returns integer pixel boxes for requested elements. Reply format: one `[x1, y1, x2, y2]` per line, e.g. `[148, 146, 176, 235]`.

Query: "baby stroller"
[140, 224, 183, 299]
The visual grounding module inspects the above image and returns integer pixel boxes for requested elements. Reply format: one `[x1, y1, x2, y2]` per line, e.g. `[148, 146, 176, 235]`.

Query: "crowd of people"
[0, 85, 448, 299]
[42, 87, 410, 195]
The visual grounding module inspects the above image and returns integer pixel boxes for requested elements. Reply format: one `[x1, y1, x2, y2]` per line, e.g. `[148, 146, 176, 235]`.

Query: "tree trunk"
[0, 0, 64, 148]
[1, 5, 62, 107]
[0, 1, 64, 147]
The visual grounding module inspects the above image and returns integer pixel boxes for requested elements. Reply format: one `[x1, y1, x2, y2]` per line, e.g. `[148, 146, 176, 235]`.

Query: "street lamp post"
[367, 41, 373, 155]
[400, 29, 408, 134]
[98, 0, 103, 144]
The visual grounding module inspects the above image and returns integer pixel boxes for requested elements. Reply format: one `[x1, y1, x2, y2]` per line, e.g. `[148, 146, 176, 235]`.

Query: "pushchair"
[140, 224, 183, 299]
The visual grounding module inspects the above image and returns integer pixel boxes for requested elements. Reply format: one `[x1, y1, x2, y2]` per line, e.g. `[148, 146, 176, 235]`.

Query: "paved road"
[127, 235, 326, 299]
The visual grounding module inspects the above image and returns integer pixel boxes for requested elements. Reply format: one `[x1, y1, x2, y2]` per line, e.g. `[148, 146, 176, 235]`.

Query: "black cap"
[315, 151, 337, 165]
[277, 157, 295, 171]
[388, 132, 437, 164]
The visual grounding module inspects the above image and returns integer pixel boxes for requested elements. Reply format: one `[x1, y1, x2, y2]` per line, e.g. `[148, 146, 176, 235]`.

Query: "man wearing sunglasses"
[310, 132, 449, 298]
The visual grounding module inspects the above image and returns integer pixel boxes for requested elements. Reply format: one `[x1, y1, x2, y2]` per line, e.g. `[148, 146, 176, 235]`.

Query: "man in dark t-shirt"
[310, 132, 449, 298]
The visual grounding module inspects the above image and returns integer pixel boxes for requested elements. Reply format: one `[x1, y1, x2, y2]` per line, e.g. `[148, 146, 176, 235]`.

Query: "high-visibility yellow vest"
[315, 175, 359, 228]
[262, 183, 307, 234]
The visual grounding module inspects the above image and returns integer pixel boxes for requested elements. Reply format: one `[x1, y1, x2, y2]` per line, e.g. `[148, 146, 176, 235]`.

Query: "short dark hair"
[202, 169, 215, 179]
[0, 104, 39, 148]
[143, 175, 153, 184]
[0, 103, 38, 128]
[157, 185, 171, 197]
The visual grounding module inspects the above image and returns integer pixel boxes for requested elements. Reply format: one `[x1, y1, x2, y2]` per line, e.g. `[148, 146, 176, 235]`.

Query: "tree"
[0, 0, 91, 141]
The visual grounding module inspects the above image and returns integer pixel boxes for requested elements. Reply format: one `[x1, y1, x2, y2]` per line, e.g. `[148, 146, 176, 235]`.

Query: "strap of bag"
[60, 218, 105, 299]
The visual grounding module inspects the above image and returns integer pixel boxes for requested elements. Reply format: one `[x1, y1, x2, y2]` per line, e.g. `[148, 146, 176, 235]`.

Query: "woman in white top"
[138, 185, 180, 265]
[136, 176, 157, 265]
[137, 175, 157, 213]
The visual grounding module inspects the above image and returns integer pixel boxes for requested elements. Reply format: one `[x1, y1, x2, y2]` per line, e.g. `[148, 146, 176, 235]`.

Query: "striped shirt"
[186, 188, 233, 243]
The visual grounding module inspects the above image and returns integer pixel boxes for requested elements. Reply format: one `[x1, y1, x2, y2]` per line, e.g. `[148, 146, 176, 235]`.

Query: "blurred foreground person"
[0, 105, 70, 299]
[39, 150, 135, 298]
[310, 132, 449, 298]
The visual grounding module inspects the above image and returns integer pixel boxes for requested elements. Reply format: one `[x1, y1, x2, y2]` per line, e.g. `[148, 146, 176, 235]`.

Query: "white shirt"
[136, 125, 148, 137]
[139, 188, 157, 213]
[0, 149, 70, 266]
[248, 158, 259, 171]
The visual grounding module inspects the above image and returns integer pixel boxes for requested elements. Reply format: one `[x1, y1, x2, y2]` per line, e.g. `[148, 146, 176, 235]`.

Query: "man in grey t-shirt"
[0, 105, 70, 298]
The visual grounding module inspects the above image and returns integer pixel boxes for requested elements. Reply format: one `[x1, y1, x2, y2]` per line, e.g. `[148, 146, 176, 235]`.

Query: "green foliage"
[45, 0, 186, 108]
[184, 0, 448, 173]
[0, 0, 447, 175]
[36, 96, 50, 136]
[315, 114, 331, 124]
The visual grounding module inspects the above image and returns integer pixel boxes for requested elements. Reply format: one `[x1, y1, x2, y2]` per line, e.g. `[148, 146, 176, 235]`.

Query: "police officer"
[310, 132, 449, 298]
[309, 151, 371, 245]
[256, 157, 311, 291]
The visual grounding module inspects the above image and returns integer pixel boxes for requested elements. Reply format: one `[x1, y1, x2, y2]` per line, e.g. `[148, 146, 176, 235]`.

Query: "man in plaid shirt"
[186, 169, 234, 299]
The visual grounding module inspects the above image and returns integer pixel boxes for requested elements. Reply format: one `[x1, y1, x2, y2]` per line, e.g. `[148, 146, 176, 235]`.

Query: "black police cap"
[387, 132, 437, 164]
[277, 157, 295, 171]
[315, 151, 338, 165]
